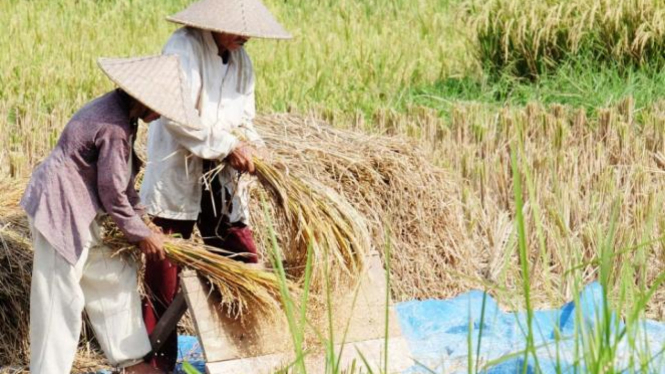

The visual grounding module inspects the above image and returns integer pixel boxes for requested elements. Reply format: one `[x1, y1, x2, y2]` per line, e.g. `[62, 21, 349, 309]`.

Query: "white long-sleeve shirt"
[140, 27, 263, 220]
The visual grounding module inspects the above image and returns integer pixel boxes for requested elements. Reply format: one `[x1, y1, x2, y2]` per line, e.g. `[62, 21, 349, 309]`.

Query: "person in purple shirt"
[20, 55, 201, 374]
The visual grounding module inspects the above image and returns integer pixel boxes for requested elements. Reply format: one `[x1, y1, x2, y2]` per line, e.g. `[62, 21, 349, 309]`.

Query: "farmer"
[20, 55, 201, 374]
[138, 0, 291, 370]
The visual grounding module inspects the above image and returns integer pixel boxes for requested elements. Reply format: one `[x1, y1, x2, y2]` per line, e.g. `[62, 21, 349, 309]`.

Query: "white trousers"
[29, 218, 151, 374]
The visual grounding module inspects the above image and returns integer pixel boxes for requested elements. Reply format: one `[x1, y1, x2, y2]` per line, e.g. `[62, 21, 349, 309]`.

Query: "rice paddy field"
[1, 0, 665, 372]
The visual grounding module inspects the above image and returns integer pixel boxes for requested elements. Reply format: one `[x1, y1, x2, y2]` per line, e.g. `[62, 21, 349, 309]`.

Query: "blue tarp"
[174, 282, 664, 373]
[396, 282, 665, 373]
[177, 335, 206, 373]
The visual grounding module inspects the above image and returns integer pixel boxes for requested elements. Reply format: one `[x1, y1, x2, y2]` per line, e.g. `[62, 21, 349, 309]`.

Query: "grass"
[403, 59, 665, 116]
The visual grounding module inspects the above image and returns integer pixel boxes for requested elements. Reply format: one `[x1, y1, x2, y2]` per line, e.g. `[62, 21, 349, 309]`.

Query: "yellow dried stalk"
[105, 234, 292, 319]
[212, 157, 370, 292]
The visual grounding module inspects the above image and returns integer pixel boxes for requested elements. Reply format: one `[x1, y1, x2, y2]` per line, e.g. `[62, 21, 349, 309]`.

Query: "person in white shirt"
[138, 0, 291, 370]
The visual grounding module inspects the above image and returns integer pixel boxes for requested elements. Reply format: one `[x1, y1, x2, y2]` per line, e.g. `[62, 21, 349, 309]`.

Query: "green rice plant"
[262, 198, 310, 373]
[404, 57, 665, 118]
[465, 0, 665, 78]
[510, 143, 542, 374]
[181, 362, 203, 374]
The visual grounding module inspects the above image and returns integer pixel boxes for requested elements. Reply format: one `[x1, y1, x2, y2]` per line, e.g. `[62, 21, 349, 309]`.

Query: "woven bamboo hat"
[98, 55, 201, 128]
[167, 0, 292, 40]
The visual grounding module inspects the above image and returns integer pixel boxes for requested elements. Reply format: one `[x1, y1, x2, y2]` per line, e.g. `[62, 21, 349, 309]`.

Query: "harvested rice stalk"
[251, 114, 465, 301]
[207, 157, 370, 291]
[0, 178, 31, 366]
[105, 233, 292, 319]
[0, 178, 30, 235]
[0, 225, 31, 366]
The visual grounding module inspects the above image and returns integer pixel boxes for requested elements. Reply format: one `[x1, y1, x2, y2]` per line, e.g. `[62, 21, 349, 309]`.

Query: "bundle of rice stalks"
[252, 115, 469, 301]
[249, 158, 370, 290]
[106, 232, 292, 319]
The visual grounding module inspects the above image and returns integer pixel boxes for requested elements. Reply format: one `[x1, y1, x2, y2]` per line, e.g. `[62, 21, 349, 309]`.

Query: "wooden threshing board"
[180, 253, 413, 373]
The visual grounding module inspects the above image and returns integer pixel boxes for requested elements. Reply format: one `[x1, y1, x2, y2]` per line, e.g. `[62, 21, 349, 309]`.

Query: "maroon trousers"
[143, 172, 258, 371]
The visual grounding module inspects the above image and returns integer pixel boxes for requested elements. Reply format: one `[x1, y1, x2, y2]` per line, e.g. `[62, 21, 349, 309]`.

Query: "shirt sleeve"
[126, 147, 144, 214]
[96, 130, 152, 243]
[161, 31, 240, 160]
[161, 119, 240, 160]
[127, 176, 146, 216]
[237, 75, 265, 147]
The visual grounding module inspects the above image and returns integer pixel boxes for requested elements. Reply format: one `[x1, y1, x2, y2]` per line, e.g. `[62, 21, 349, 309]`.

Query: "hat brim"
[167, 15, 293, 40]
[98, 56, 202, 129]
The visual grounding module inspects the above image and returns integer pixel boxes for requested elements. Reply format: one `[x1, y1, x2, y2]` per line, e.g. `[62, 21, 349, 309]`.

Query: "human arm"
[224, 53, 265, 173]
[126, 151, 145, 214]
[160, 30, 241, 160]
[232, 49, 265, 150]
[96, 129, 165, 260]
[236, 72, 265, 148]
[127, 182, 146, 215]
[162, 118, 240, 160]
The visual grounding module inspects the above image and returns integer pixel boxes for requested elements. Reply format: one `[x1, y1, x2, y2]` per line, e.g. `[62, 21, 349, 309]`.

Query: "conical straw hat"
[98, 55, 201, 129]
[167, 0, 292, 39]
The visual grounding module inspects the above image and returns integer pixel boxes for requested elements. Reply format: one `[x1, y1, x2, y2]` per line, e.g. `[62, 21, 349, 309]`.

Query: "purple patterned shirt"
[21, 90, 152, 264]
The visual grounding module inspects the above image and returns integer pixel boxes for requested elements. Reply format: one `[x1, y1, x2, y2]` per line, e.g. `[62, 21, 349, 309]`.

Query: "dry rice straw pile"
[252, 114, 467, 300]
[0, 177, 32, 367]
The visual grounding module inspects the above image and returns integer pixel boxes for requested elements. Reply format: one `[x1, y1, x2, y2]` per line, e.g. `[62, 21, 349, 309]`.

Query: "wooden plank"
[331, 252, 402, 343]
[148, 290, 188, 355]
[181, 251, 407, 364]
[204, 337, 413, 374]
[180, 270, 292, 363]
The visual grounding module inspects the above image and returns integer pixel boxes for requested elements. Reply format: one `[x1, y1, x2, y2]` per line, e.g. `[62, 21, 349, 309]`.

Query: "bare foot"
[122, 362, 164, 374]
